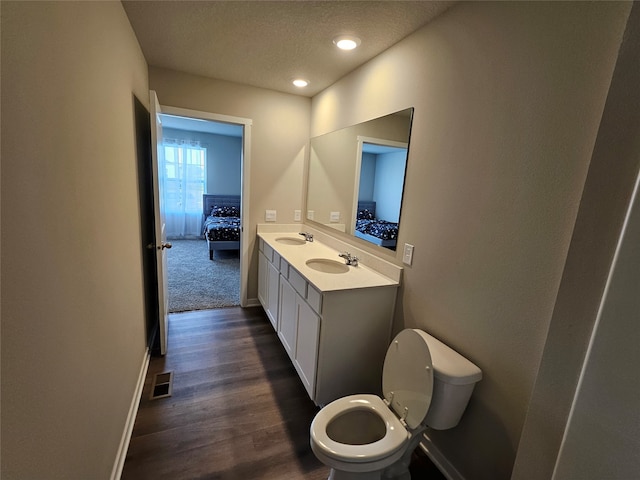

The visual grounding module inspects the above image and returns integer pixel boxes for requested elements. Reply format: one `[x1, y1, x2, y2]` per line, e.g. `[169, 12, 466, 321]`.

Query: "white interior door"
[150, 90, 170, 355]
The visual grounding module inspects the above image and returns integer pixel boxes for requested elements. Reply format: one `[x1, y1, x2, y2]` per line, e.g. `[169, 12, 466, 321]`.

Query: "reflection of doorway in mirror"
[306, 108, 413, 251]
[353, 137, 408, 251]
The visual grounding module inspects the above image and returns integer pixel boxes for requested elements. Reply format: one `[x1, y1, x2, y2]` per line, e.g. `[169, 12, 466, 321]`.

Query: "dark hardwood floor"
[122, 307, 445, 480]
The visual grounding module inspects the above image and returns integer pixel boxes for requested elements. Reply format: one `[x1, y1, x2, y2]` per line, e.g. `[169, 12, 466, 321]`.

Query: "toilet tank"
[417, 331, 482, 430]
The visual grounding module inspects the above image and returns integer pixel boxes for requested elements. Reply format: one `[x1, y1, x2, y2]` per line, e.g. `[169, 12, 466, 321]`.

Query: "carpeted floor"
[166, 239, 240, 312]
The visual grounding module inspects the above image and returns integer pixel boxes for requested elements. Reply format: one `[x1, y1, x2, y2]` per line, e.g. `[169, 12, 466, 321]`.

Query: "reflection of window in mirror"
[353, 137, 408, 251]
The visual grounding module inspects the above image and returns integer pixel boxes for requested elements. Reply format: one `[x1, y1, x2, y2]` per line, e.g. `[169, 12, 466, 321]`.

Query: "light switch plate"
[294, 210, 301, 221]
[403, 243, 414, 266]
[265, 210, 276, 222]
[330, 211, 340, 222]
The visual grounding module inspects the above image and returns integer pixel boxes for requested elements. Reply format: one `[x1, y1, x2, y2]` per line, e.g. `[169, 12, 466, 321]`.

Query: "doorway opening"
[158, 108, 252, 312]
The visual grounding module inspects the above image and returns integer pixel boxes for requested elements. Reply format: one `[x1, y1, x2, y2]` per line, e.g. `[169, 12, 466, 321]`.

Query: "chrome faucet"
[339, 252, 359, 266]
[299, 232, 314, 242]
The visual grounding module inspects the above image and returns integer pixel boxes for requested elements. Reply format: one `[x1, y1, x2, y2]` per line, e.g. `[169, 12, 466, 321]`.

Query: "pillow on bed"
[357, 209, 375, 220]
[210, 205, 239, 217]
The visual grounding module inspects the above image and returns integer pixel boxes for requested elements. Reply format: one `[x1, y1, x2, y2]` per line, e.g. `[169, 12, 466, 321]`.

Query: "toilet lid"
[382, 329, 434, 429]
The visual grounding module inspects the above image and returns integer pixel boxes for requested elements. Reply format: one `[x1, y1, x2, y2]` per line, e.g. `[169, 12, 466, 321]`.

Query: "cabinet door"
[266, 260, 280, 330]
[278, 277, 297, 359]
[294, 298, 320, 400]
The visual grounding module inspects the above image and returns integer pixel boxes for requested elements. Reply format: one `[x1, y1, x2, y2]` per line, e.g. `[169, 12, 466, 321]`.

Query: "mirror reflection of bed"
[353, 141, 408, 251]
[355, 201, 398, 249]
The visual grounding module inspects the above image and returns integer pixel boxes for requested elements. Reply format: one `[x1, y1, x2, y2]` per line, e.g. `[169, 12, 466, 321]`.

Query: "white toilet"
[310, 329, 482, 480]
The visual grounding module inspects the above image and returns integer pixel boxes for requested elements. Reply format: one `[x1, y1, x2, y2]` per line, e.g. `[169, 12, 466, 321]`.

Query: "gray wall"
[359, 153, 376, 201]
[311, 2, 632, 478]
[373, 150, 406, 223]
[1, 2, 149, 478]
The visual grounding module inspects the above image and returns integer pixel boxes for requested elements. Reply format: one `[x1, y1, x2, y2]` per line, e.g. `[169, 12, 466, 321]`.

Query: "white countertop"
[258, 232, 399, 292]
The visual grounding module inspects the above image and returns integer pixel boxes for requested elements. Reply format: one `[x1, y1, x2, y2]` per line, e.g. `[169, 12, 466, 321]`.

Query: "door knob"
[146, 242, 172, 250]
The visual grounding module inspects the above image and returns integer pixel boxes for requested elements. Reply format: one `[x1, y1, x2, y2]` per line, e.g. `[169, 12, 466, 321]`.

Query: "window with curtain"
[162, 138, 206, 238]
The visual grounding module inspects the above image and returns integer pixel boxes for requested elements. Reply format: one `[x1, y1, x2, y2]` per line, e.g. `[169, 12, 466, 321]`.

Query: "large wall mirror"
[306, 108, 414, 251]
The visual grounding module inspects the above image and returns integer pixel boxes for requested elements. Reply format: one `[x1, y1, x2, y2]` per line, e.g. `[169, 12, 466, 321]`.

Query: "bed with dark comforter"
[202, 194, 241, 260]
[354, 201, 398, 249]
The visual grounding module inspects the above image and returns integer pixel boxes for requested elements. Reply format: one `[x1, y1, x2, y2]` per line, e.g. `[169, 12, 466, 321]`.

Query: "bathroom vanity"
[257, 229, 400, 406]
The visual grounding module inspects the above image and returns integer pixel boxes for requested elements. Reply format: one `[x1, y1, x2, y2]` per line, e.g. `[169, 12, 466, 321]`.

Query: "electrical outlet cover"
[265, 210, 277, 222]
[403, 243, 414, 265]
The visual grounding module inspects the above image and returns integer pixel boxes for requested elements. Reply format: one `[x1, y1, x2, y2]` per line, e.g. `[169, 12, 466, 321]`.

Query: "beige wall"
[513, 4, 640, 478]
[149, 67, 311, 300]
[311, 2, 631, 479]
[1, 2, 149, 478]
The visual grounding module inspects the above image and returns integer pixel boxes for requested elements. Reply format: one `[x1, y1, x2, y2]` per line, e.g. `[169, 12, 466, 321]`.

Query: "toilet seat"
[310, 394, 409, 464]
[382, 329, 434, 429]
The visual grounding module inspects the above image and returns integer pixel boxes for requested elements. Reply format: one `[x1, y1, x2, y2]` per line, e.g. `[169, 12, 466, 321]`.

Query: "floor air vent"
[150, 371, 173, 400]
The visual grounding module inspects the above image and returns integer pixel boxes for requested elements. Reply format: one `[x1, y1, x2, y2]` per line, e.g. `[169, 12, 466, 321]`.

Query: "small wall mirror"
[306, 108, 413, 251]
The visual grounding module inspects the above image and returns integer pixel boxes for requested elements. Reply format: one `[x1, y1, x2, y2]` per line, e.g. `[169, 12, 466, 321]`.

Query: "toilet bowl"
[310, 329, 482, 480]
[311, 394, 409, 475]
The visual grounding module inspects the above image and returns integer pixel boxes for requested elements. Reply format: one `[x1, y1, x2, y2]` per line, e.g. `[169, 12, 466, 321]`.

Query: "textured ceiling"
[122, 1, 455, 97]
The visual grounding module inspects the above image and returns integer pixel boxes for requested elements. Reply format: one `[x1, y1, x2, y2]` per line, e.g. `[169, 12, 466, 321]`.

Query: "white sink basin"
[305, 258, 350, 274]
[275, 236, 306, 245]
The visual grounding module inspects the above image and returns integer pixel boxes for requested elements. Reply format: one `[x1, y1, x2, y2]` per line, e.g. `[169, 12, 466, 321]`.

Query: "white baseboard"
[245, 297, 261, 308]
[421, 432, 466, 480]
[110, 348, 150, 480]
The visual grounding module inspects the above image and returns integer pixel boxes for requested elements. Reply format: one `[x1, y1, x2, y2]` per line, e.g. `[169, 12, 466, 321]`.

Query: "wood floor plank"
[122, 306, 444, 480]
[122, 307, 327, 480]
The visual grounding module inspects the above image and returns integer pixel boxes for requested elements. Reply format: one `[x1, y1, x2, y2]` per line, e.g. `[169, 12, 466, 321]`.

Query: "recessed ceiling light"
[292, 79, 309, 88]
[333, 35, 361, 51]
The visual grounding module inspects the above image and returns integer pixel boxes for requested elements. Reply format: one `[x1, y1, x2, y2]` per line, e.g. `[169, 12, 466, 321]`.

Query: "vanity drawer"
[288, 267, 307, 298]
[273, 252, 282, 271]
[263, 242, 275, 263]
[279, 257, 290, 278]
[307, 284, 322, 315]
[288, 267, 322, 314]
